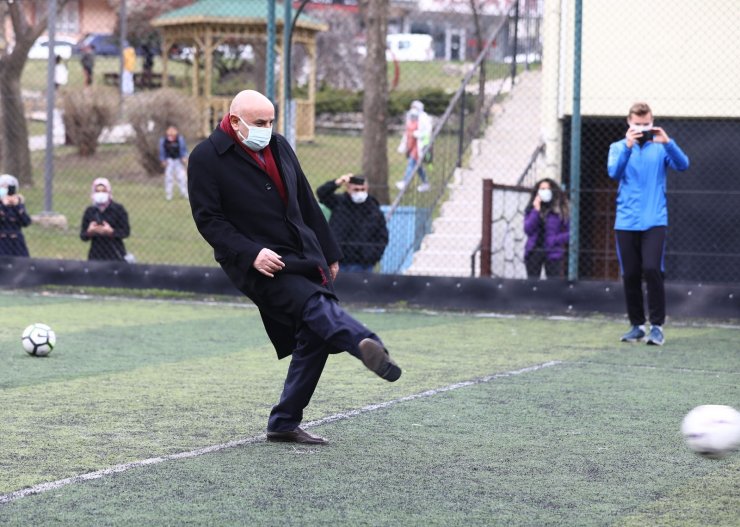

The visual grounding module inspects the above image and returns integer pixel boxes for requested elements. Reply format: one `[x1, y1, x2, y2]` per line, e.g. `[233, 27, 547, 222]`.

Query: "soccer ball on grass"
[681, 405, 740, 459]
[21, 323, 56, 356]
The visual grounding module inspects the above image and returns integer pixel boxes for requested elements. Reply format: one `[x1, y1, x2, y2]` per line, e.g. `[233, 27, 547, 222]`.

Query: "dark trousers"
[525, 250, 564, 279]
[616, 227, 667, 326]
[267, 293, 379, 432]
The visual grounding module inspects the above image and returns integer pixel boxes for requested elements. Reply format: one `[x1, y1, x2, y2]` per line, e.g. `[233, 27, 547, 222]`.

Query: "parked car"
[27, 36, 77, 60]
[76, 33, 120, 56]
[76, 33, 161, 57]
[386, 33, 435, 62]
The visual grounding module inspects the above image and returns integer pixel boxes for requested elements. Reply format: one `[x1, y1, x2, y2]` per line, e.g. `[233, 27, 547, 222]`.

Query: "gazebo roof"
[152, 0, 325, 31]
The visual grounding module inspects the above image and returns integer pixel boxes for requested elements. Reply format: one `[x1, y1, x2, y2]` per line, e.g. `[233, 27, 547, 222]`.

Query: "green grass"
[22, 56, 192, 93]
[0, 290, 738, 525]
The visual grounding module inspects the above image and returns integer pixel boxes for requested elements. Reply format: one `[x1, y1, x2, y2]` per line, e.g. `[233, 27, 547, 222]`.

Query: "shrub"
[315, 86, 462, 118]
[126, 89, 200, 177]
[61, 87, 118, 157]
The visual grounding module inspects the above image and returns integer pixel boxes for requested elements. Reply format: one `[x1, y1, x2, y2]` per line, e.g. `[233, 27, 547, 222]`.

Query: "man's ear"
[229, 116, 241, 132]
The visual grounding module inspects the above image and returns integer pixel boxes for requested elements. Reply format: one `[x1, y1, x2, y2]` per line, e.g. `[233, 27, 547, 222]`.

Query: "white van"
[386, 33, 435, 62]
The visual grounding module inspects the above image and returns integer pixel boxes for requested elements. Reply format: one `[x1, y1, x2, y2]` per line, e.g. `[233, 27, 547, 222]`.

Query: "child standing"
[158, 125, 189, 200]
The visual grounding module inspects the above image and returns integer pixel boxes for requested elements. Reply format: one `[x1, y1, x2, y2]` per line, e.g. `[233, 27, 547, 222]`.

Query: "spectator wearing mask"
[159, 125, 189, 200]
[80, 178, 130, 261]
[0, 174, 32, 257]
[396, 100, 432, 192]
[523, 178, 570, 279]
[316, 174, 389, 272]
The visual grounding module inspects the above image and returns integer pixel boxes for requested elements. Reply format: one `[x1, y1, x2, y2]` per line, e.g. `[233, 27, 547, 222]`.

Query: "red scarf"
[219, 113, 287, 204]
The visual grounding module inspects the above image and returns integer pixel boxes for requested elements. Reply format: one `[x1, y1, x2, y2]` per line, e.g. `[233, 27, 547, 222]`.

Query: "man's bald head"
[229, 90, 275, 132]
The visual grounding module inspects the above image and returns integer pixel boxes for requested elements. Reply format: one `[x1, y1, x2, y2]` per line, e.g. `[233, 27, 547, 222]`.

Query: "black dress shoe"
[358, 338, 402, 382]
[266, 427, 328, 445]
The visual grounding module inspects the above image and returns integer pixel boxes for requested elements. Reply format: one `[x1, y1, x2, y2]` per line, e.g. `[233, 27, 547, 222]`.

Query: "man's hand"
[334, 173, 352, 187]
[253, 248, 285, 278]
[651, 126, 670, 144]
[625, 128, 642, 149]
[329, 261, 339, 282]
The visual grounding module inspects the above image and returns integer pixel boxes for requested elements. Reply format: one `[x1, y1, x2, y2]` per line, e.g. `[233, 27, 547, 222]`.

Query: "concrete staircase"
[404, 70, 543, 277]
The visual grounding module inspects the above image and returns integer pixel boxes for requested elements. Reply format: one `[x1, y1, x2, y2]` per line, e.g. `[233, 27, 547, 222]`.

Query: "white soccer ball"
[681, 405, 740, 459]
[21, 323, 56, 356]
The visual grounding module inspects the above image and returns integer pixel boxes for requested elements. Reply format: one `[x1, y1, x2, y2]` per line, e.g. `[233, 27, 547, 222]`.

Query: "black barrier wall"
[2, 257, 739, 320]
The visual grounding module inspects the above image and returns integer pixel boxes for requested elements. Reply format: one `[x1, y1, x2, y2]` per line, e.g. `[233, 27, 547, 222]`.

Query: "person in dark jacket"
[523, 178, 569, 279]
[159, 125, 189, 200]
[187, 90, 401, 446]
[0, 174, 32, 257]
[316, 173, 388, 272]
[80, 177, 130, 261]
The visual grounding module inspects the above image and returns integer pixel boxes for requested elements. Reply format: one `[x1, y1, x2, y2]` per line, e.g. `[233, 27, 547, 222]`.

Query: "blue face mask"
[238, 117, 272, 152]
[0, 187, 7, 199]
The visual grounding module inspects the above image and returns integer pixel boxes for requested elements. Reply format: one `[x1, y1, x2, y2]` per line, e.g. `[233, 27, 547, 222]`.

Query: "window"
[56, 0, 79, 35]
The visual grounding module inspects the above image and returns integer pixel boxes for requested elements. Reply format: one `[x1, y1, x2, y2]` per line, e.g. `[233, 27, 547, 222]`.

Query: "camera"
[7, 185, 16, 196]
[637, 130, 654, 145]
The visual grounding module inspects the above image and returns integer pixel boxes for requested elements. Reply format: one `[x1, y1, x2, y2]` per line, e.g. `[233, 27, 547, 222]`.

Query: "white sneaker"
[417, 183, 431, 192]
[395, 181, 407, 190]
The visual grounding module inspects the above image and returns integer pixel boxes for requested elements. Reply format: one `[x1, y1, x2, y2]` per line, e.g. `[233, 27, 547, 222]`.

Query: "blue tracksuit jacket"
[607, 139, 689, 231]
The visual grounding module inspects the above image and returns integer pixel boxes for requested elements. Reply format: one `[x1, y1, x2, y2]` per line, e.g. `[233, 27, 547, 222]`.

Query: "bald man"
[187, 90, 401, 445]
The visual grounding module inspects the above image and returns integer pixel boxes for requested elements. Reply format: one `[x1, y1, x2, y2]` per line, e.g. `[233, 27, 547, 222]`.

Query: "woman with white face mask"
[80, 177, 131, 261]
[0, 173, 32, 257]
[523, 178, 570, 279]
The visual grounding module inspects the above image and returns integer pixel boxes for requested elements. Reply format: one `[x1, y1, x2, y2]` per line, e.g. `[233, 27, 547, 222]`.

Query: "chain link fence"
[2, 1, 735, 285]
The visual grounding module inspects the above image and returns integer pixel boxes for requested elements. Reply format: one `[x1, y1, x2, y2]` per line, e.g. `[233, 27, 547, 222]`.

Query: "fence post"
[481, 179, 493, 277]
[568, 0, 583, 281]
[457, 90, 466, 168]
[43, 0, 57, 213]
[510, 0, 520, 83]
[266, 0, 276, 100]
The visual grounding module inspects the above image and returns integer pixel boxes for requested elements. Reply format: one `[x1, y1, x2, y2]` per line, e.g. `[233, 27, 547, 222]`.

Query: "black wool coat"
[79, 201, 130, 261]
[188, 128, 342, 359]
[316, 180, 389, 266]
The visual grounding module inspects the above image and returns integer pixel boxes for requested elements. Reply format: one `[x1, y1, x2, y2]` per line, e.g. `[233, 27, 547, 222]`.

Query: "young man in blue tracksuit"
[607, 102, 689, 346]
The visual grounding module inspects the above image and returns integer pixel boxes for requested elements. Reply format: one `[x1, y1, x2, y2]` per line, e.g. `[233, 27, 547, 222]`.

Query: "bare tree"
[115, 0, 195, 49]
[312, 10, 363, 90]
[359, 0, 389, 204]
[0, 0, 71, 186]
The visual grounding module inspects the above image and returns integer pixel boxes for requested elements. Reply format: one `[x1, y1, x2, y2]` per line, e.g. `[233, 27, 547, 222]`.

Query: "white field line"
[0, 360, 561, 506]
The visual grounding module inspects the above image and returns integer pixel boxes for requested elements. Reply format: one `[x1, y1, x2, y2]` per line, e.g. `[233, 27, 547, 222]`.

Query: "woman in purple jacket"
[523, 178, 570, 279]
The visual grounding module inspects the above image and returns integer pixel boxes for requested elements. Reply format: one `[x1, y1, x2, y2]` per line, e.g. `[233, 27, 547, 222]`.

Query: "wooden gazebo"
[152, 0, 326, 140]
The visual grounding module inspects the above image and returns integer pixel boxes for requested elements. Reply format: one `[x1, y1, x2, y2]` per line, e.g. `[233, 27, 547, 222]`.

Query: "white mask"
[0, 187, 7, 198]
[93, 192, 109, 205]
[350, 191, 368, 204]
[538, 188, 553, 203]
[630, 123, 653, 133]
[238, 117, 272, 152]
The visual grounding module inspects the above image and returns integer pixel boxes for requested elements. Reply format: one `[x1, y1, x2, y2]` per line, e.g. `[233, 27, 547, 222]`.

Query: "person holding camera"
[607, 102, 689, 346]
[80, 177, 130, 261]
[0, 174, 32, 257]
[523, 178, 569, 279]
[316, 173, 389, 273]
